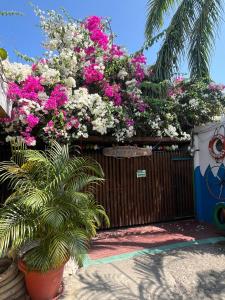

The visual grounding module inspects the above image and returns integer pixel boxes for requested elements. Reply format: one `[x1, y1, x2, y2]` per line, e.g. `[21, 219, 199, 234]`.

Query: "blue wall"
[195, 165, 225, 223]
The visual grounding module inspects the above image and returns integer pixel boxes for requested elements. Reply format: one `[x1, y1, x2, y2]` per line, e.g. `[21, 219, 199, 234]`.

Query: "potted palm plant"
[0, 140, 109, 300]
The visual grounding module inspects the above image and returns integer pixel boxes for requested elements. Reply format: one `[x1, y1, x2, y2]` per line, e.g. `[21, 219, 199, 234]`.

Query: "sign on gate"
[136, 169, 147, 178]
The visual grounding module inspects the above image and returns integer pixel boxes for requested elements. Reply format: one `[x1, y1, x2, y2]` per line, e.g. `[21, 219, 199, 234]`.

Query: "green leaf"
[0, 48, 7, 60]
[0, 11, 23, 16]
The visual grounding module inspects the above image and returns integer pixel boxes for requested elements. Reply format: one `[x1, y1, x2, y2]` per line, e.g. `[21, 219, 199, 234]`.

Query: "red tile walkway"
[89, 220, 223, 260]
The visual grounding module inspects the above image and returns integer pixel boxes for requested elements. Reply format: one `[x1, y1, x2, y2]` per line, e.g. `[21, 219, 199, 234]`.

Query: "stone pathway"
[61, 243, 225, 300]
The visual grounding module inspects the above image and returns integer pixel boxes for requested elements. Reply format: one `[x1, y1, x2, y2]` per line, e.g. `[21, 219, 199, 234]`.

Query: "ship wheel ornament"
[208, 126, 225, 161]
[206, 165, 225, 200]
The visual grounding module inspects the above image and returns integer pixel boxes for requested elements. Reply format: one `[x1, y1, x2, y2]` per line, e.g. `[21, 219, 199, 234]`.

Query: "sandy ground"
[60, 243, 225, 300]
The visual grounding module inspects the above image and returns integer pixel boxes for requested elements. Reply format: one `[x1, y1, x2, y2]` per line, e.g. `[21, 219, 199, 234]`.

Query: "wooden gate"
[88, 150, 194, 229]
[0, 143, 194, 229]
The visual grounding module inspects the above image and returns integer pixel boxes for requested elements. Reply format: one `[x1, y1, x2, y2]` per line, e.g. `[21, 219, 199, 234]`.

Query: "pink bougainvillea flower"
[66, 117, 80, 130]
[70, 116, 80, 128]
[44, 97, 57, 110]
[137, 102, 148, 113]
[85, 46, 95, 56]
[74, 47, 81, 53]
[0, 117, 13, 123]
[208, 82, 225, 91]
[167, 89, 175, 97]
[110, 45, 124, 57]
[85, 16, 102, 32]
[131, 53, 147, 65]
[131, 53, 147, 82]
[24, 135, 36, 146]
[104, 84, 114, 98]
[47, 120, 54, 128]
[31, 64, 37, 72]
[22, 76, 44, 94]
[113, 93, 122, 106]
[174, 76, 184, 84]
[84, 64, 104, 84]
[90, 29, 109, 50]
[26, 114, 40, 128]
[44, 85, 68, 110]
[16, 76, 45, 102]
[126, 119, 134, 127]
[43, 120, 55, 133]
[135, 64, 145, 82]
[51, 85, 68, 107]
[103, 83, 122, 106]
[7, 82, 21, 100]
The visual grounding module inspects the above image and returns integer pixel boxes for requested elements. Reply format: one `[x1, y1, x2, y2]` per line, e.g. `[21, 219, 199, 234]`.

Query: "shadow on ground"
[68, 244, 225, 300]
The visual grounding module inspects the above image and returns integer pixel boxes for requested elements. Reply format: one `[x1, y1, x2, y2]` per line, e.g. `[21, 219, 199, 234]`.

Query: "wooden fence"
[0, 142, 194, 229]
[88, 150, 194, 229]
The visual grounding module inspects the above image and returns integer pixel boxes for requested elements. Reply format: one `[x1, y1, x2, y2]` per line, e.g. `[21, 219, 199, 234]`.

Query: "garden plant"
[0, 140, 108, 299]
[1, 9, 225, 147]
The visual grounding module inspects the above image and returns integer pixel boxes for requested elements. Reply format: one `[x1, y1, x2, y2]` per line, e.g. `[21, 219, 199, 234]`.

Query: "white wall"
[193, 121, 225, 175]
[0, 82, 11, 117]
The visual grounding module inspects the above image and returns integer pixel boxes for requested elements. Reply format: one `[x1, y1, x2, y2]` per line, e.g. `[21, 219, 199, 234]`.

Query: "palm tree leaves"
[10, 138, 27, 167]
[0, 141, 108, 271]
[0, 161, 28, 190]
[24, 228, 89, 272]
[189, 0, 223, 78]
[0, 204, 36, 256]
[153, 0, 196, 79]
[39, 205, 70, 229]
[145, 0, 223, 80]
[145, 0, 176, 38]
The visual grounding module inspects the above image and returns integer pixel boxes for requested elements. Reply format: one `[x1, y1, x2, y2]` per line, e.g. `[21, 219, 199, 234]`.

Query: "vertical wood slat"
[87, 150, 194, 229]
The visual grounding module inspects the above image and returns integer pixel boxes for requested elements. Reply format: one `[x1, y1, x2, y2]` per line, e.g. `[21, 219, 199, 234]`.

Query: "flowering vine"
[0, 10, 225, 146]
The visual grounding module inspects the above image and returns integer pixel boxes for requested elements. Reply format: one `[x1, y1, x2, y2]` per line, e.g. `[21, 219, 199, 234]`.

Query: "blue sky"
[0, 0, 224, 82]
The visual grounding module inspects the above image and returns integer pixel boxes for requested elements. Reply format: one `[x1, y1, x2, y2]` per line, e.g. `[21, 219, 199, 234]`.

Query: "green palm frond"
[153, 0, 196, 80]
[68, 174, 104, 193]
[0, 161, 28, 190]
[145, 0, 223, 80]
[0, 204, 36, 255]
[18, 189, 50, 210]
[145, 0, 176, 38]
[0, 141, 108, 271]
[189, 0, 223, 78]
[10, 138, 27, 167]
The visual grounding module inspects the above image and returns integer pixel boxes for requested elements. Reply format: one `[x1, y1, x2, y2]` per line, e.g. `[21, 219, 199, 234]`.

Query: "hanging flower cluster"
[1, 10, 225, 146]
[167, 77, 225, 133]
[0, 11, 150, 146]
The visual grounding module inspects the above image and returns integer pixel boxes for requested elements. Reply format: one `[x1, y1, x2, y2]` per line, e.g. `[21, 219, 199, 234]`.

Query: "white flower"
[171, 145, 179, 150]
[6, 135, 14, 142]
[180, 132, 191, 140]
[126, 79, 137, 87]
[64, 77, 76, 88]
[38, 92, 48, 101]
[40, 67, 60, 85]
[189, 98, 199, 108]
[117, 68, 128, 80]
[164, 125, 179, 138]
[2, 60, 31, 83]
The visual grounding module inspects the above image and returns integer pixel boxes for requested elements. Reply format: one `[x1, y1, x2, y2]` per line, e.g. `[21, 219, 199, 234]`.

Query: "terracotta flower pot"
[18, 259, 66, 300]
